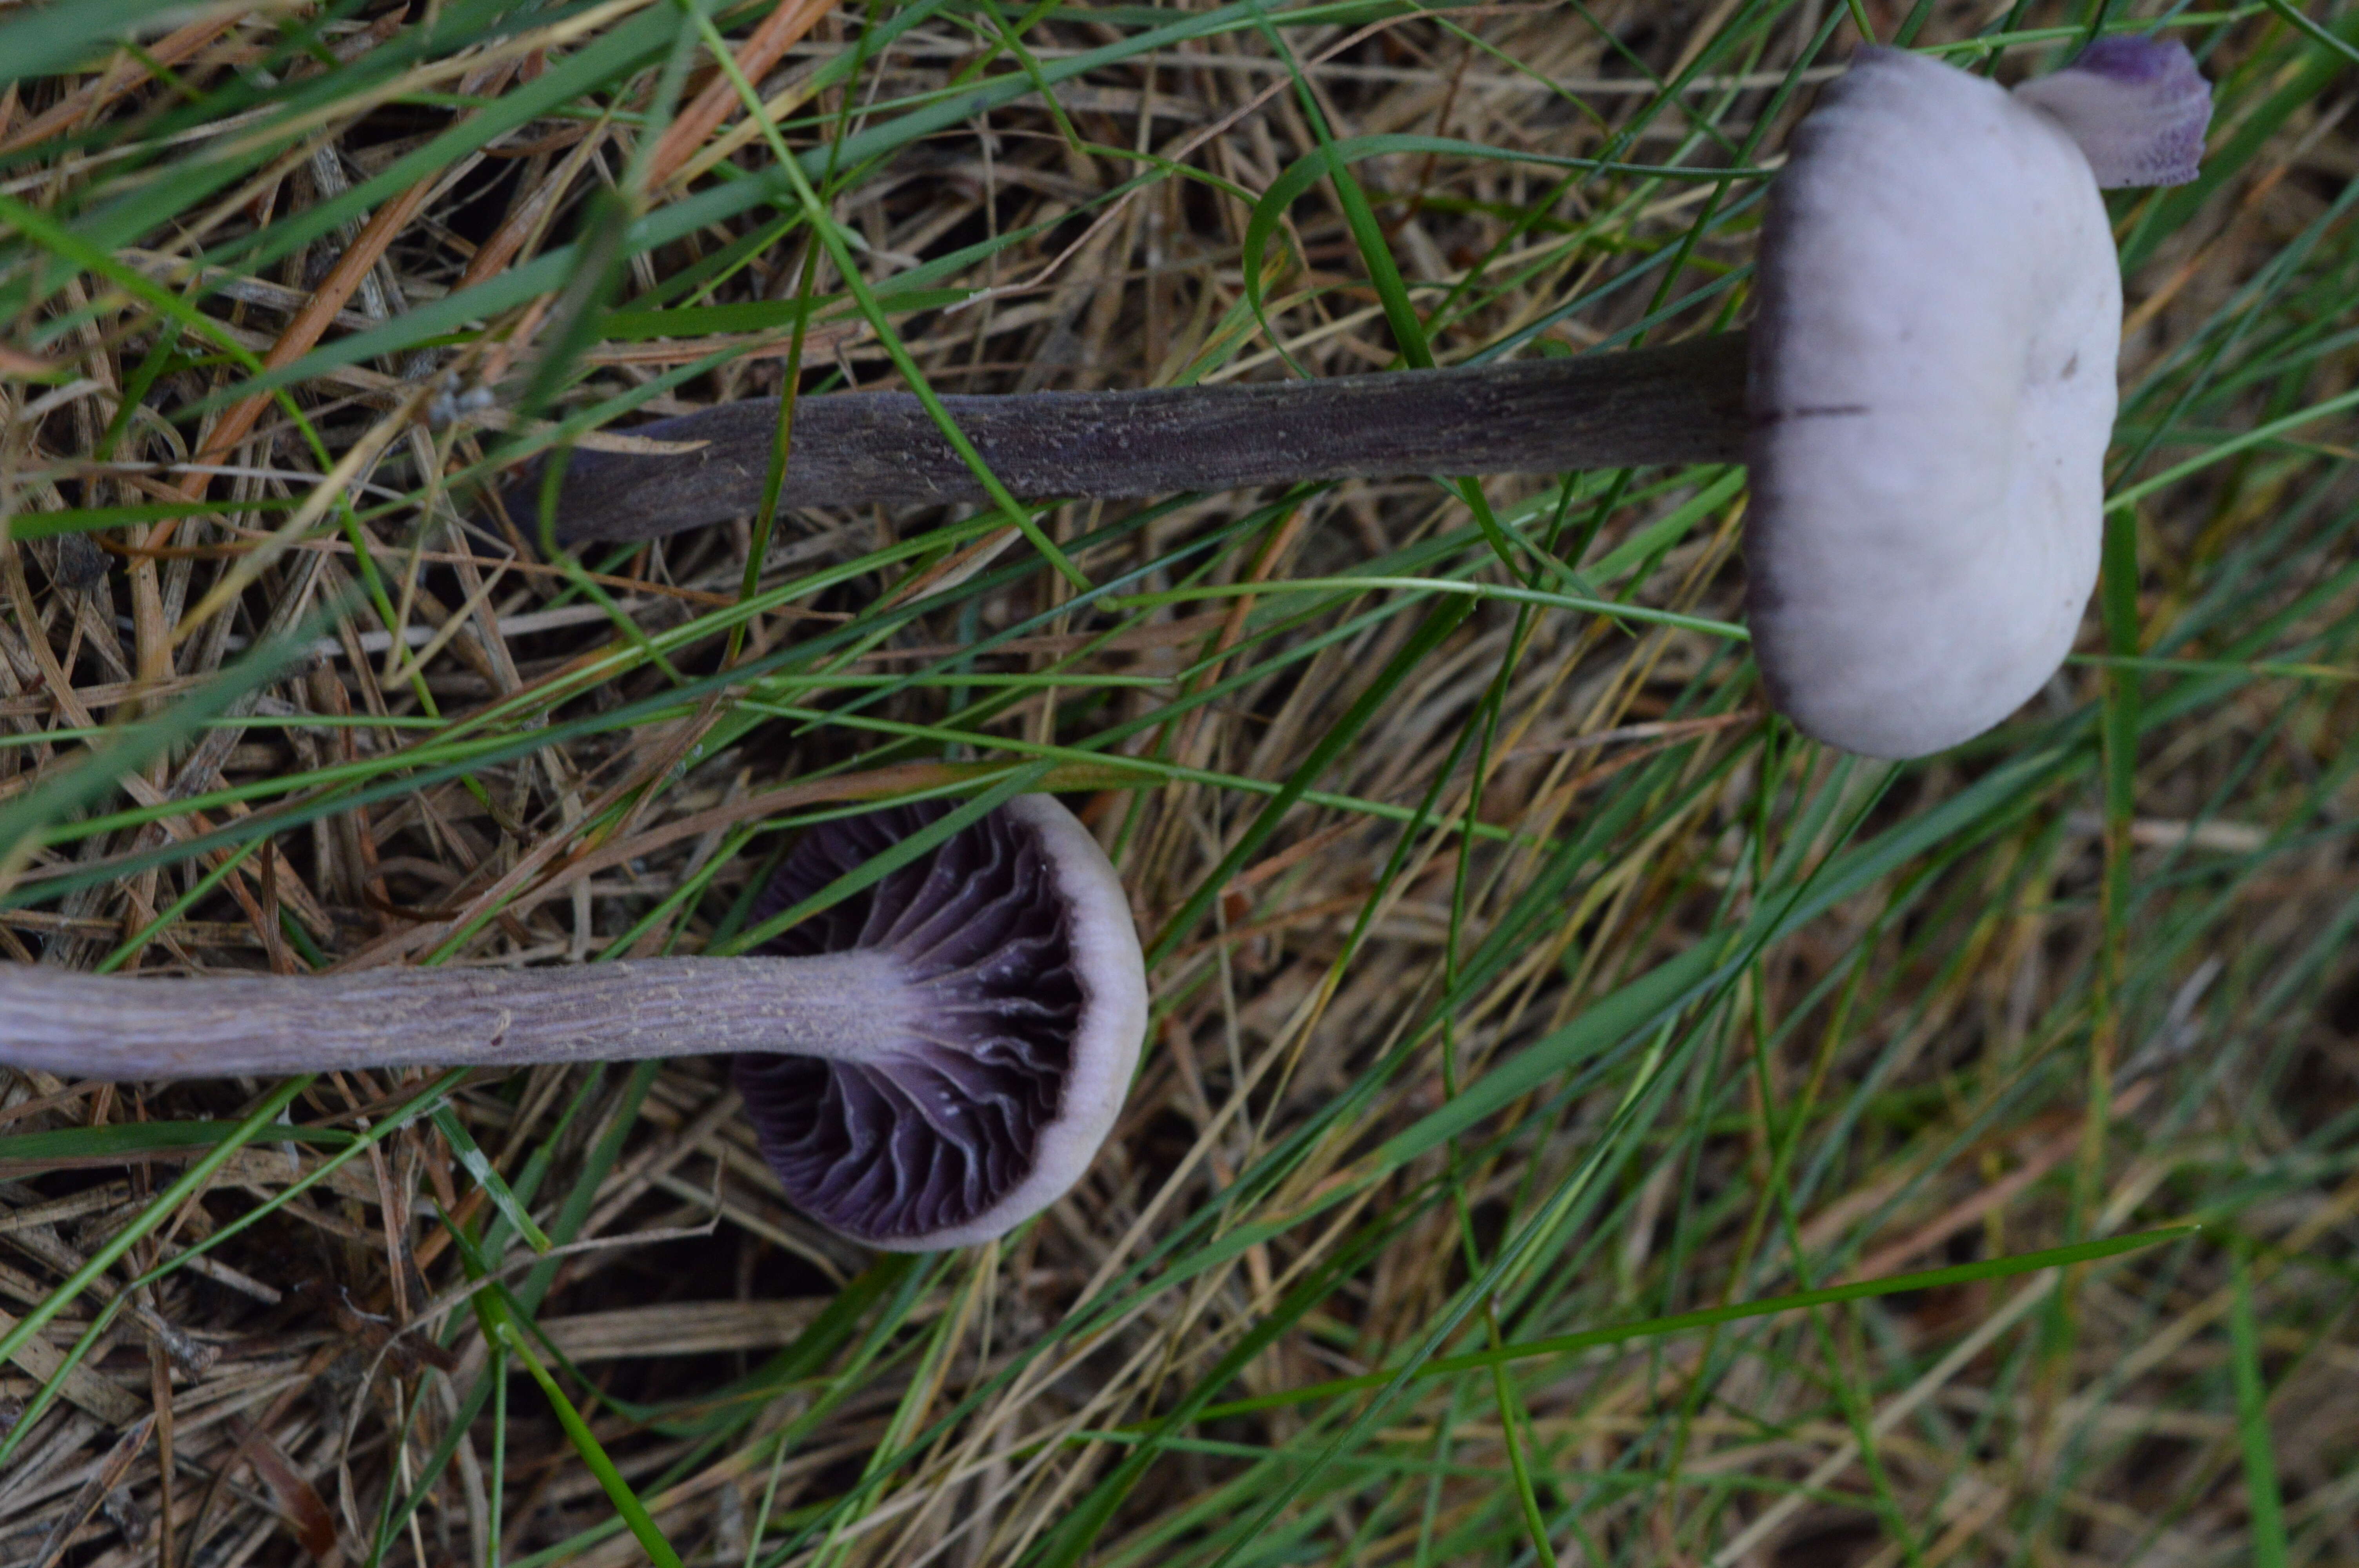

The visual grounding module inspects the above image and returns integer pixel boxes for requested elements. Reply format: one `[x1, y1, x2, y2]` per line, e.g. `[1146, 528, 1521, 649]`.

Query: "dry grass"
[2, 2, 2357, 1566]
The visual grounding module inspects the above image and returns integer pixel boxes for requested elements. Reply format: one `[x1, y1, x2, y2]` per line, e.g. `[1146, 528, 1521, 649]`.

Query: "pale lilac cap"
[1746, 43, 2210, 759]
[2013, 36, 2214, 187]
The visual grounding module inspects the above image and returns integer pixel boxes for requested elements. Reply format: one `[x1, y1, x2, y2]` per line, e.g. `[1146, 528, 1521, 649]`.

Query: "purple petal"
[2013, 36, 2212, 188]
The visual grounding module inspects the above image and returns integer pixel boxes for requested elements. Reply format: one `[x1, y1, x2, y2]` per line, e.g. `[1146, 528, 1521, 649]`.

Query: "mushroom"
[0, 795, 1148, 1252]
[506, 40, 2208, 760]
[1745, 39, 2211, 758]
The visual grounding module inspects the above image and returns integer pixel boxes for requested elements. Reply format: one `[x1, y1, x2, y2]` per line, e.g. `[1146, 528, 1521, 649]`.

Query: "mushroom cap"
[2012, 36, 2212, 189]
[1745, 47, 2120, 759]
[735, 795, 1147, 1250]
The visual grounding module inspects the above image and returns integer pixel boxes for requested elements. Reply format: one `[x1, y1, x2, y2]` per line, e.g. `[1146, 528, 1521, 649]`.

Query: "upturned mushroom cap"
[735, 795, 1147, 1251]
[1745, 42, 2210, 759]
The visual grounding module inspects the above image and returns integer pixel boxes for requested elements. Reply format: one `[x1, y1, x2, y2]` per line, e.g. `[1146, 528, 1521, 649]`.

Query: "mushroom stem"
[516, 334, 1750, 545]
[0, 953, 908, 1080]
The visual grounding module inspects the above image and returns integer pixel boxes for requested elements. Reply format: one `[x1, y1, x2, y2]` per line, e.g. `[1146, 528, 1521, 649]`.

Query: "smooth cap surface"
[1745, 47, 2121, 758]
[735, 795, 1147, 1250]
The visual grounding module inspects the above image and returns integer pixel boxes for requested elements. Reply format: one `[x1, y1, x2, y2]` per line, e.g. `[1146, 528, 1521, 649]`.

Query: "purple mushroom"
[0, 795, 1148, 1251]
[1745, 40, 2213, 758]
[505, 40, 2210, 761]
